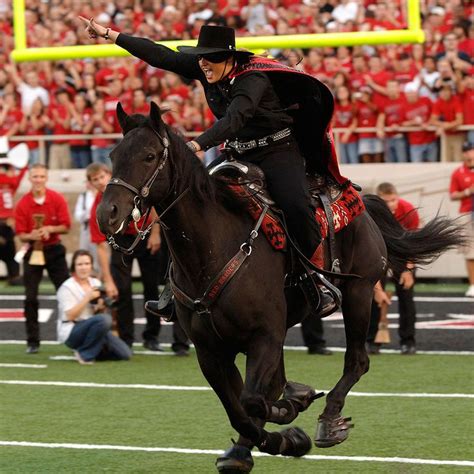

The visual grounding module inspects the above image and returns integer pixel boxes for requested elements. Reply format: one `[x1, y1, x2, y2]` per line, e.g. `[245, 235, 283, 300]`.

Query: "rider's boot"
[145, 281, 176, 321]
[310, 244, 338, 318]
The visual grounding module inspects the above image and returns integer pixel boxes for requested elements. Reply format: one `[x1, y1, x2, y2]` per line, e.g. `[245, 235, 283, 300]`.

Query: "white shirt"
[17, 83, 50, 114]
[56, 276, 101, 343]
[332, 2, 359, 24]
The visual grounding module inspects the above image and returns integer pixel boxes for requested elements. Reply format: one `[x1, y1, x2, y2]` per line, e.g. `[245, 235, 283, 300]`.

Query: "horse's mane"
[126, 114, 246, 212]
[163, 123, 246, 213]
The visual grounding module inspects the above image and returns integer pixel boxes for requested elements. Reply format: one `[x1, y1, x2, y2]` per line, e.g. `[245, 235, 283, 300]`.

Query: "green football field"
[0, 343, 473, 473]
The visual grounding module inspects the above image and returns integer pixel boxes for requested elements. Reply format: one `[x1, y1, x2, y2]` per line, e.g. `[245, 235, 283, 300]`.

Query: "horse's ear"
[116, 102, 137, 135]
[149, 101, 166, 135]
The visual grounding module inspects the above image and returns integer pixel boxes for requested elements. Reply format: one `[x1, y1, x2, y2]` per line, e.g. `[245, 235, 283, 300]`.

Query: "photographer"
[57, 249, 132, 365]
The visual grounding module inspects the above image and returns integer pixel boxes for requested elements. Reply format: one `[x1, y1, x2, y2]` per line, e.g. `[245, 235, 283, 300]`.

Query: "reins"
[169, 204, 269, 340]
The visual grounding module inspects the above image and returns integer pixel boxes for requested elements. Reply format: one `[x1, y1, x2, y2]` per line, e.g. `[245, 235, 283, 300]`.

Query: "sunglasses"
[197, 52, 233, 63]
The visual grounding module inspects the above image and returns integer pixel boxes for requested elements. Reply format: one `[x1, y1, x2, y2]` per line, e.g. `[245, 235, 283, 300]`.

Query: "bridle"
[104, 126, 175, 255]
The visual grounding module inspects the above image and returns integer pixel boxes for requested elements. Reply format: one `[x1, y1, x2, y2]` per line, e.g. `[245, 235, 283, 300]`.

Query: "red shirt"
[366, 70, 393, 103]
[394, 198, 420, 230]
[48, 105, 70, 144]
[432, 96, 463, 135]
[333, 103, 357, 143]
[450, 164, 474, 213]
[461, 89, 474, 125]
[0, 108, 23, 136]
[402, 97, 436, 145]
[90, 192, 152, 244]
[15, 189, 71, 246]
[380, 95, 407, 137]
[0, 167, 28, 219]
[355, 100, 380, 139]
[349, 72, 367, 91]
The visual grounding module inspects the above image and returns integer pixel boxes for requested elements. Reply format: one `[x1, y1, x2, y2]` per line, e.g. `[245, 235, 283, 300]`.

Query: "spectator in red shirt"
[458, 74, 474, 145]
[48, 88, 72, 169]
[430, 84, 464, 161]
[401, 83, 438, 162]
[364, 55, 393, 102]
[0, 93, 23, 139]
[86, 163, 189, 354]
[392, 53, 419, 89]
[449, 142, 474, 297]
[355, 87, 384, 163]
[83, 97, 116, 167]
[14, 164, 71, 354]
[349, 54, 368, 91]
[333, 85, 358, 164]
[367, 182, 420, 355]
[376, 79, 408, 162]
[68, 93, 92, 169]
[130, 88, 149, 115]
[19, 98, 50, 165]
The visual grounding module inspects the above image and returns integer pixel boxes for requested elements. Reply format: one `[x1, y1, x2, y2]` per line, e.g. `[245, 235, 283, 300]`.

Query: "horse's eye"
[146, 153, 155, 161]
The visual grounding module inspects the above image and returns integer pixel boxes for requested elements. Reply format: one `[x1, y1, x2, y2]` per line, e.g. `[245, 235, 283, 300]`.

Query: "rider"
[80, 20, 345, 316]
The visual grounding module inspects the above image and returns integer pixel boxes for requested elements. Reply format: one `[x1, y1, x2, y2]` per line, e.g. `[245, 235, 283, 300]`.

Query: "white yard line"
[0, 380, 472, 399]
[0, 364, 46, 369]
[0, 441, 472, 467]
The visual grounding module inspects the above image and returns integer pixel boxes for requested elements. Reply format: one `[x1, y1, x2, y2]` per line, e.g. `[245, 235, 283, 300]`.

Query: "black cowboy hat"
[177, 25, 253, 58]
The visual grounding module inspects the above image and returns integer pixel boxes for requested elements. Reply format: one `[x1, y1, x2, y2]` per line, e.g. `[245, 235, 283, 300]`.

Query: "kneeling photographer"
[57, 249, 132, 364]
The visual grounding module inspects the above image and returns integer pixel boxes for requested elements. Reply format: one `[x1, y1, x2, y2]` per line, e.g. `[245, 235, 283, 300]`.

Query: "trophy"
[29, 214, 46, 266]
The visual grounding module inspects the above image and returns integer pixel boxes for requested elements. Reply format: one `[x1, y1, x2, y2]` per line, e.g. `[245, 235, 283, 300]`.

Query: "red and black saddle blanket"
[225, 180, 365, 251]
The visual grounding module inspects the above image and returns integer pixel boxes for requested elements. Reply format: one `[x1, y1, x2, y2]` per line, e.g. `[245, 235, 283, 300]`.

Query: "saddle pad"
[227, 183, 365, 251]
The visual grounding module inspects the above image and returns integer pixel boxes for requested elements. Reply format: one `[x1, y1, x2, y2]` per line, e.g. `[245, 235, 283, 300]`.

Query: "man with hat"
[449, 141, 474, 297]
[80, 20, 347, 316]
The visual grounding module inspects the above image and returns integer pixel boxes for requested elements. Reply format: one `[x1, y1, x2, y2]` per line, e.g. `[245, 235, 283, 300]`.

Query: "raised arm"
[79, 17, 203, 80]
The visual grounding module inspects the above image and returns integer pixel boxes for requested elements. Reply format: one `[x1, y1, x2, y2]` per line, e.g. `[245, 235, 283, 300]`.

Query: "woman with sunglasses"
[80, 21, 347, 316]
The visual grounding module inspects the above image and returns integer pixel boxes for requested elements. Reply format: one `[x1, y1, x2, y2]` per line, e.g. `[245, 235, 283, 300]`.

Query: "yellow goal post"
[11, 0, 424, 62]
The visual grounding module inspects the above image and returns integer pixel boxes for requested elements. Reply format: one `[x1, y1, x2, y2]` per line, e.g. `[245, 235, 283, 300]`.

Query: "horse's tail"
[362, 194, 465, 275]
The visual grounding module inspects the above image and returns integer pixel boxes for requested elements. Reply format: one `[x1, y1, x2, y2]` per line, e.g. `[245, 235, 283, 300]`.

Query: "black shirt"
[116, 34, 294, 150]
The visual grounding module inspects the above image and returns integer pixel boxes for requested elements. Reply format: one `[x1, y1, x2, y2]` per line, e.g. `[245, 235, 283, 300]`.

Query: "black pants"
[301, 314, 326, 350]
[367, 278, 417, 346]
[24, 243, 69, 345]
[110, 236, 188, 350]
[238, 139, 321, 258]
[0, 220, 19, 279]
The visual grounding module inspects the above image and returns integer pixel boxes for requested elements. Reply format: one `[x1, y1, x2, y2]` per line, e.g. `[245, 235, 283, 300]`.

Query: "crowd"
[0, 2, 473, 362]
[0, 0, 472, 167]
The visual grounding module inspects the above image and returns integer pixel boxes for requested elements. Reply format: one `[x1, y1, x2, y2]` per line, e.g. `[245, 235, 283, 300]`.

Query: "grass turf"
[0, 344, 473, 473]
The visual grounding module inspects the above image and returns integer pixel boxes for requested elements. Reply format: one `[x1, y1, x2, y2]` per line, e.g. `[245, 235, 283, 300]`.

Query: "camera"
[90, 286, 118, 310]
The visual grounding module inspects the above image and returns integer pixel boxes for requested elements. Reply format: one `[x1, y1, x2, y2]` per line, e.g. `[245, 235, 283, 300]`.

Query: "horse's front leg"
[315, 280, 372, 448]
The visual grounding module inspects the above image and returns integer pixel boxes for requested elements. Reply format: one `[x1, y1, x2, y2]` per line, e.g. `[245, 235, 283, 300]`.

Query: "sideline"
[0, 380, 473, 399]
[0, 340, 473, 355]
[0, 440, 472, 467]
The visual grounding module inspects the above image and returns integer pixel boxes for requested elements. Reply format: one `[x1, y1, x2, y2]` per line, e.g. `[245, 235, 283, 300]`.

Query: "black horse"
[97, 103, 463, 472]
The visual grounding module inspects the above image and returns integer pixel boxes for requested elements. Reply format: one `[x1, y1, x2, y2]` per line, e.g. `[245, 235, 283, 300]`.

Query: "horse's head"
[97, 101, 171, 240]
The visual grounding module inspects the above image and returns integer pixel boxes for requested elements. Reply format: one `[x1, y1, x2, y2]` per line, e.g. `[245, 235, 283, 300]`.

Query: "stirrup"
[145, 299, 175, 321]
[317, 285, 338, 318]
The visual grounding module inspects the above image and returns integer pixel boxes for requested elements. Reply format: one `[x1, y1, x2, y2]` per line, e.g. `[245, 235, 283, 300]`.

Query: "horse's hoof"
[314, 415, 354, 448]
[280, 427, 312, 457]
[284, 381, 324, 411]
[216, 444, 254, 473]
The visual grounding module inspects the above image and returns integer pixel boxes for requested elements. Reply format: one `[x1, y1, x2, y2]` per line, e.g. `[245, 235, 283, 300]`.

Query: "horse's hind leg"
[315, 280, 372, 448]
